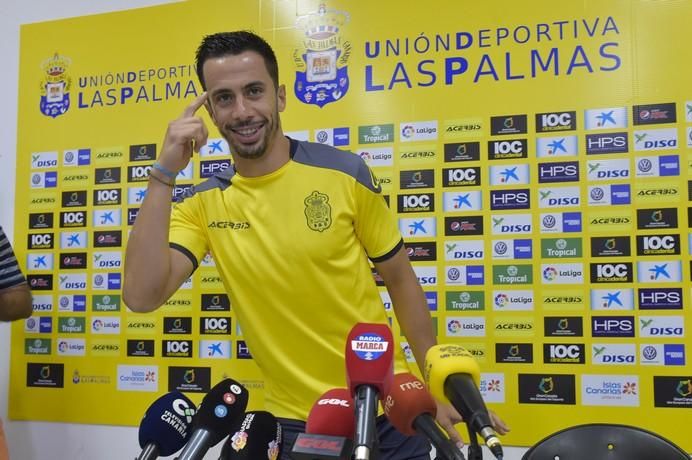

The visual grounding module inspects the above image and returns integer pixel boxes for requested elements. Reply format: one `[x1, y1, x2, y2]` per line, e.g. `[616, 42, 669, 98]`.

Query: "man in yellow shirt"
[124, 31, 507, 459]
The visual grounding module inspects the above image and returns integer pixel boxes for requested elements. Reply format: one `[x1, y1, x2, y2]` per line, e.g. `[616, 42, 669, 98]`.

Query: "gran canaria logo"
[40, 52, 72, 118]
[304, 190, 332, 232]
[293, 3, 351, 108]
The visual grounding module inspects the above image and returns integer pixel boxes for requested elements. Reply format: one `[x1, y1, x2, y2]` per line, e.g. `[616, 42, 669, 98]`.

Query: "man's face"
[203, 51, 286, 159]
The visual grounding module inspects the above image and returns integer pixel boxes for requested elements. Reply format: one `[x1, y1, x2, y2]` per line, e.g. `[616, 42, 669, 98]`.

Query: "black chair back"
[522, 423, 689, 460]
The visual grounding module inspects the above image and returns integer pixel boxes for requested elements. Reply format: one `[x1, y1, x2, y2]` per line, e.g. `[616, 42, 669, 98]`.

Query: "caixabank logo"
[293, 4, 351, 107]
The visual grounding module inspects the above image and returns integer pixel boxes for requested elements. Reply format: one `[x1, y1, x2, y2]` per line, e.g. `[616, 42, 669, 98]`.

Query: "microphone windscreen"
[344, 323, 394, 397]
[424, 344, 480, 403]
[306, 388, 355, 439]
[194, 378, 249, 446]
[138, 391, 197, 456]
[382, 373, 437, 436]
[219, 411, 282, 459]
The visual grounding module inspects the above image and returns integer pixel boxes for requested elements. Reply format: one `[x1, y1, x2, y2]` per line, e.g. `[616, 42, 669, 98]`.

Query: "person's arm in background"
[0, 225, 32, 321]
[123, 93, 208, 312]
[375, 248, 510, 447]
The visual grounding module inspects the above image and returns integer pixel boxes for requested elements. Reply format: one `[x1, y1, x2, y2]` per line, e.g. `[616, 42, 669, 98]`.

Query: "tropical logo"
[40, 52, 72, 118]
[293, 3, 351, 107]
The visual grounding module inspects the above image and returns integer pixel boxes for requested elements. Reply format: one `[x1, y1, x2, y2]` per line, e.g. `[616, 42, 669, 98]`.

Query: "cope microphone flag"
[290, 388, 355, 459]
[383, 373, 465, 460]
[345, 323, 394, 460]
[425, 344, 504, 460]
[218, 410, 282, 460]
[137, 391, 197, 460]
[176, 378, 249, 460]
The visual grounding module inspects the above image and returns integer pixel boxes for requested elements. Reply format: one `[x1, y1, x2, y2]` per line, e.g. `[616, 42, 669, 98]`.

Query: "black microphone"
[345, 323, 395, 460]
[218, 411, 282, 459]
[382, 373, 465, 460]
[176, 378, 249, 460]
[136, 392, 197, 460]
[425, 345, 503, 460]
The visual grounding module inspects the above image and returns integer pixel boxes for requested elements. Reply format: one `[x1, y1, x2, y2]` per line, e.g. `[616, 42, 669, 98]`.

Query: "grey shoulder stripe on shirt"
[291, 140, 381, 193]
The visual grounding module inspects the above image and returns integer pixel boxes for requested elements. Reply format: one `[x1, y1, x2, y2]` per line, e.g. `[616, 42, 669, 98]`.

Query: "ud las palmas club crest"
[293, 4, 351, 108]
[304, 191, 332, 232]
[40, 52, 72, 118]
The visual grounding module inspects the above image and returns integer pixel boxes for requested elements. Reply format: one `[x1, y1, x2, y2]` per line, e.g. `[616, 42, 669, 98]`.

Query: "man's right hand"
[158, 92, 209, 174]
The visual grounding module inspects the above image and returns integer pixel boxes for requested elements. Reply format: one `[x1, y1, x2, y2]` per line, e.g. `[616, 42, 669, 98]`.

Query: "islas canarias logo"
[293, 3, 351, 107]
[40, 52, 72, 118]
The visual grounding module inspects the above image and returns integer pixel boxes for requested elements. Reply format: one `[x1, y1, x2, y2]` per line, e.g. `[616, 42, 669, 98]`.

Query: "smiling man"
[123, 31, 507, 459]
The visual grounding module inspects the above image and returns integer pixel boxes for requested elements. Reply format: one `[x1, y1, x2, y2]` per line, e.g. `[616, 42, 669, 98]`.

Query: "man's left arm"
[0, 283, 33, 321]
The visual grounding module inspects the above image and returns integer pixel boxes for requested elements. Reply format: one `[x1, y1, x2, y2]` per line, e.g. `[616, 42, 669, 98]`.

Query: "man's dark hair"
[195, 31, 279, 90]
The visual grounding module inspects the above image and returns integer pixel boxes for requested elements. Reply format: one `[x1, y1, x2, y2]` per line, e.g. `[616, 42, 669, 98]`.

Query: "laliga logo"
[40, 52, 72, 118]
[293, 3, 351, 107]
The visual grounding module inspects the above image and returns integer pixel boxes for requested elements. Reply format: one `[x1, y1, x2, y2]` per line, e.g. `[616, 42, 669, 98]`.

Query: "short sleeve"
[169, 194, 209, 271]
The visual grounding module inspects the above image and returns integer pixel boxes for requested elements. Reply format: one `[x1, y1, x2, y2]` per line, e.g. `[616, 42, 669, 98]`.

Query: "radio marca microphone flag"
[177, 378, 249, 460]
[382, 373, 465, 460]
[136, 391, 197, 460]
[218, 411, 282, 460]
[424, 344, 503, 460]
[345, 323, 394, 460]
[290, 388, 355, 459]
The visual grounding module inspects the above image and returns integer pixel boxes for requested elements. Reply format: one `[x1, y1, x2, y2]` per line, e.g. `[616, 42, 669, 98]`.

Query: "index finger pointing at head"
[182, 92, 208, 118]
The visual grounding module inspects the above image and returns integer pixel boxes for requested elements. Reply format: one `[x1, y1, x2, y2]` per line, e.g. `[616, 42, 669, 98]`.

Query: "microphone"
[177, 378, 249, 460]
[345, 323, 394, 460]
[382, 373, 465, 460]
[290, 388, 355, 460]
[136, 391, 197, 460]
[424, 345, 503, 460]
[218, 411, 282, 459]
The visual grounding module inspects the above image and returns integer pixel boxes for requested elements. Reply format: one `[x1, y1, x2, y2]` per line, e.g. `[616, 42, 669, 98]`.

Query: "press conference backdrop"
[10, 0, 692, 449]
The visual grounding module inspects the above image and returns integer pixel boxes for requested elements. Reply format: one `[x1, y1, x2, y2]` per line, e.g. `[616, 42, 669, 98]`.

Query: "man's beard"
[222, 109, 278, 159]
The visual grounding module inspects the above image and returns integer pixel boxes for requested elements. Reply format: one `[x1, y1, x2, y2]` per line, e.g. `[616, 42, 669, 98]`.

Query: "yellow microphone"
[425, 344, 503, 460]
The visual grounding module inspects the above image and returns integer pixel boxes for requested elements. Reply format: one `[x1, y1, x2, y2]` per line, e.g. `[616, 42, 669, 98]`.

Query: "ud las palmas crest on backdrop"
[40, 53, 72, 118]
[293, 3, 351, 108]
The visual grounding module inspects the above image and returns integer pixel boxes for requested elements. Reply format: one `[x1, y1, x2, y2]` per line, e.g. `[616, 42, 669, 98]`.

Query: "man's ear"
[277, 84, 286, 112]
